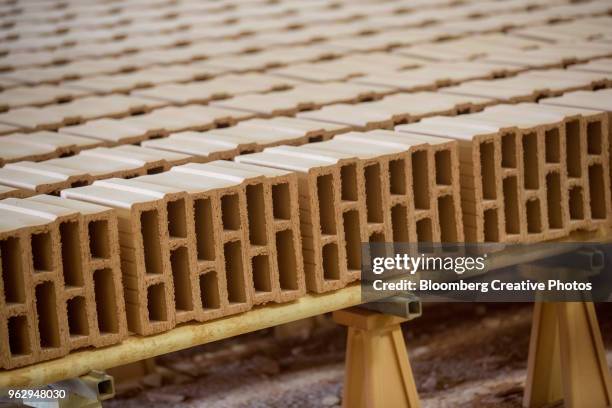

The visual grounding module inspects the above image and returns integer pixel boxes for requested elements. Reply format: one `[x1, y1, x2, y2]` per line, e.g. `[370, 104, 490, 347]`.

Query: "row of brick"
[1, 0, 587, 61]
[1, 91, 610, 369]
[0, 194, 126, 369]
[1, 67, 609, 198]
[2, 0, 609, 79]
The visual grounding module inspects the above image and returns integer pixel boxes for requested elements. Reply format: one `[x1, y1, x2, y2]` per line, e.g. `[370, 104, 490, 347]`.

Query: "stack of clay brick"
[1, 0, 612, 371]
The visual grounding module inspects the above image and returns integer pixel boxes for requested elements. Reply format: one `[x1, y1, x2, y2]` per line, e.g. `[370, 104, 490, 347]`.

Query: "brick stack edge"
[1, 0, 612, 370]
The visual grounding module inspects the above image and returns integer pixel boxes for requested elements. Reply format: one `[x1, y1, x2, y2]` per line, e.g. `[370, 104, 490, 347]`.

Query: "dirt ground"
[107, 303, 612, 408]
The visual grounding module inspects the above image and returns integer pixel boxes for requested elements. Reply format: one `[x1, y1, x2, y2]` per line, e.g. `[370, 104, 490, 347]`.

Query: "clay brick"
[0, 204, 69, 368]
[0, 106, 67, 133]
[442, 68, 611, 103]
[298, 104, 395, 131]
[239, 116, 351, 142]
[59, 118, 156, 147]
[569, 58, 612, 75]
[0, 131, 101, 166]
[27, 194, 127, 347]
[142, 166, 253, 317]
[540, 89, 612, 215]
[396, 100, 610, 243]
[0, 85, 89, 110]
[61, 182, 176, 335]
[336, 130, 464, 244]
[211, 82, 387, 117]
[298, 92, 494, 130]
[236, 145, 360, 293]
[141, 132, 240, 163]
[121, 105, 255, 133]
[133, 73, 299, 105]
[174, 161, 305, 303]
[1, 195, 127, 352]
[0, 146, 191, 197]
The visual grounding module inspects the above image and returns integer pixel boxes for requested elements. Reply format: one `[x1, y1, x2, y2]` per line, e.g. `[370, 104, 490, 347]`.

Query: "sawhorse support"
[333, 308, 420, 408]
[524, 302, 612, 408]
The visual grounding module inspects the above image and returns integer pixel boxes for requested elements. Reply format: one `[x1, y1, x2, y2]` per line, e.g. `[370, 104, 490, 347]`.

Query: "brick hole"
[435, 150, 452, 185]
[391, 205, 409, 242]
[272, 183, 291, 220]
[546, 173, 563, 229]
[340, 164, 358, 201]
[416, 218, 433, 241]
[167, 199, 187, 239]
[170, 247, 193, 313]
[503, 177, 520, 235]
[31, 231, 53, 272]
[566, 120, 581, 178]
[246, 184, 267, 245]
[146, 283, 167, 322]
[200, 272, 220, 310]
[140, 210, 163, 275]
[71, 180, 89, 188]
[88, 220, 110, 259]
[369, 232, 385, 242]
[8, 316, 31, 356]
[416, 218, 433, 254]
[94, 268, 119, 334]
[276, 229, 298, 291]
[438, 195, 457, 242]
[545, 128, 560, 163]
[317, 174, 337, 235]
[252, 255, 271, 293]
[484, 209, 499, 242]
[194, 199, 215, 261]
[322, 243, 340, 281]
[224, 241, 247, 304]
[343, 210, 361, 271]
[147, 166, 164, 175]
[365, 163, 383, 223]
[522, 132, 539, 190]
[221, 194, 241, 231]
[60, 221, 83, 287]
[588, 164, 606, 219]
[412, 150, 430, 209]
[67, 296, 89, 337]
[1, 237, 25, 303]
[308, 135, 323, 143]
[587, 121, 602, 155]
[389, 159, 406, 195]
[35, 281, 61, 348]
[480, 141, 497, 199]
[526, 200, 542, 234]
[569, 187, 585, 220]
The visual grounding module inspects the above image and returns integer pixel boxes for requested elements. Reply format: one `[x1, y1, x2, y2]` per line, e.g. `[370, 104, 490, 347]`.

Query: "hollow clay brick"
[0, 132, 101, 166]
[61, 182, 177, 335]
[0, 203, 69, 368]
[236, 145, 361, 293]
[0, 146, 191, 197]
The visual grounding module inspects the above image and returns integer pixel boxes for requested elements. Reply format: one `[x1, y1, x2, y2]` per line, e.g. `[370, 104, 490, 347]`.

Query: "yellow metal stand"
[333, 308, 420, 408]
[524, 302, 612, 408]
